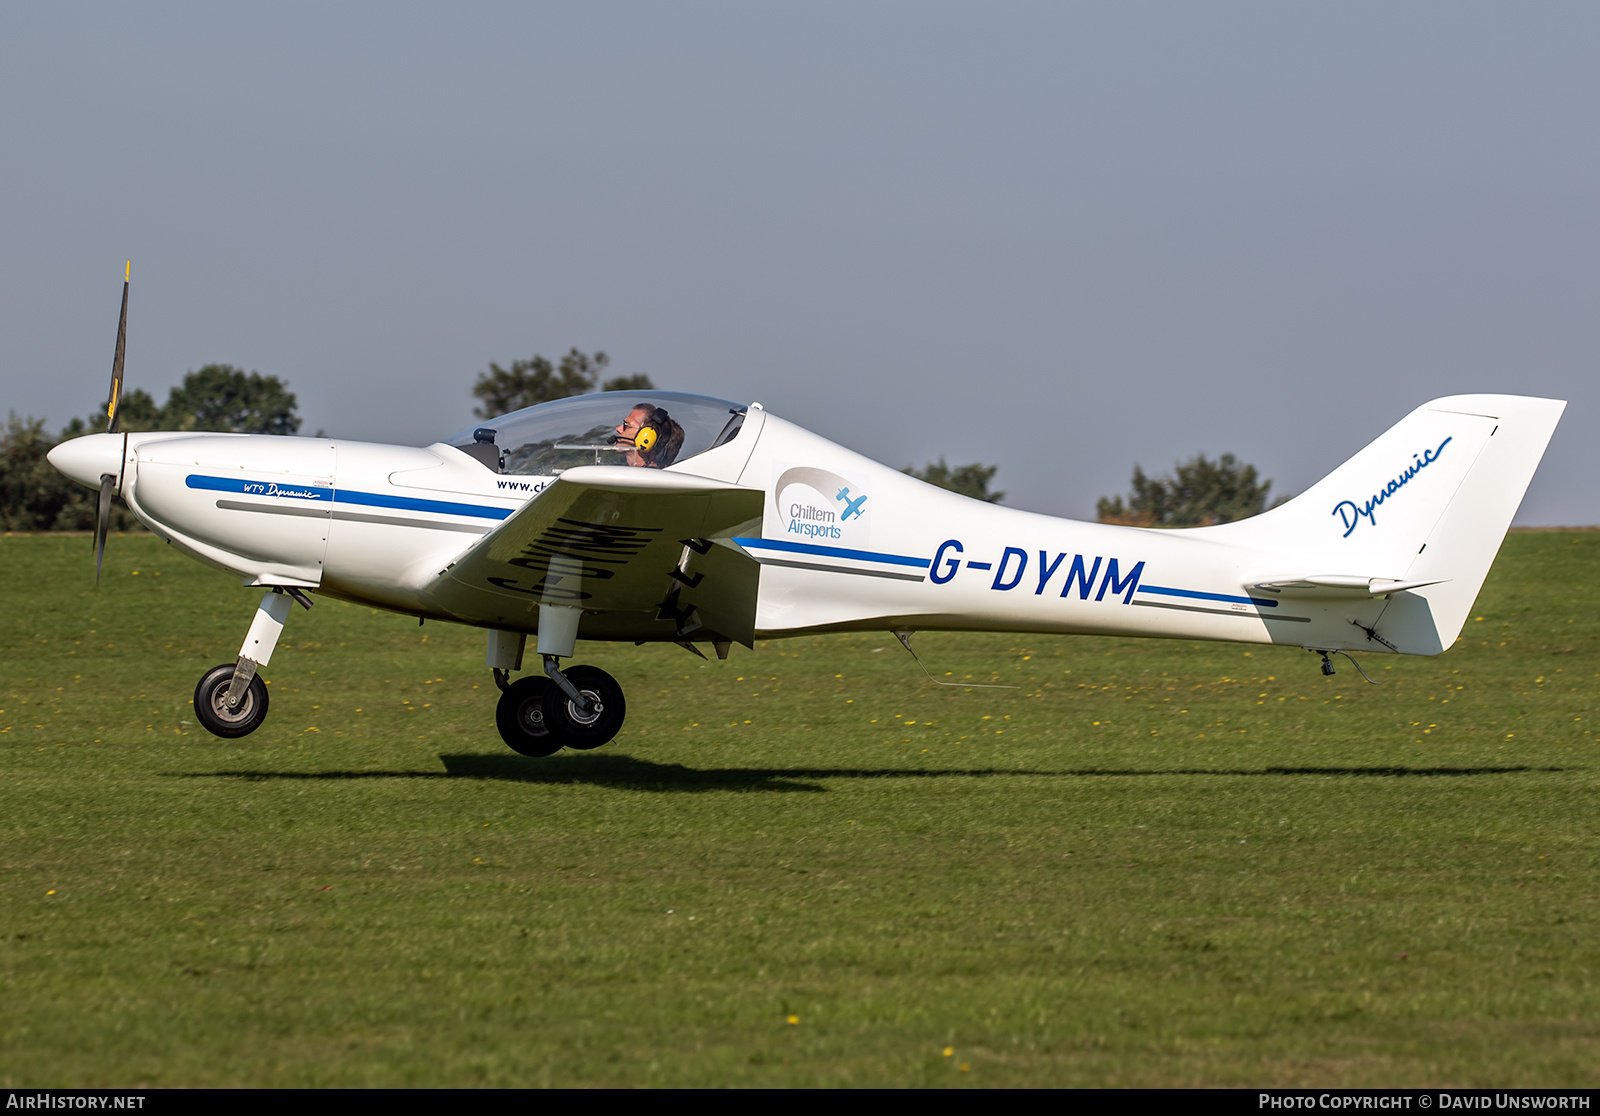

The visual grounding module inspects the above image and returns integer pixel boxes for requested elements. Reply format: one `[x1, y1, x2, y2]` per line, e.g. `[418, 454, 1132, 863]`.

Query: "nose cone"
[48, 433, 124, 488]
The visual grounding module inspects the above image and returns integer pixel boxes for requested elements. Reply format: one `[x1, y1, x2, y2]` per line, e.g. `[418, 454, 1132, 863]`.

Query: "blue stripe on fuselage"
[734, 537, 930, 569]
[1137, 584, 1278, 608]
[187, 474, 513, 520]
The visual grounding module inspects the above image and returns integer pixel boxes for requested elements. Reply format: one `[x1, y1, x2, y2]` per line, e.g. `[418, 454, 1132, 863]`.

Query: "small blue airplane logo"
[836, 486, 867, 521]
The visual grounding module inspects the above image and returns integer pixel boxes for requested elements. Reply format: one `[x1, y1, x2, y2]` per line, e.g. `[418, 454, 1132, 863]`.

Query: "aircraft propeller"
[96, 262, 130, 583]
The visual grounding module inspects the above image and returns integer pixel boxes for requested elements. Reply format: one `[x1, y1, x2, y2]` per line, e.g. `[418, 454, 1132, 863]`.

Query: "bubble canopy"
[441, 391, 749, 476]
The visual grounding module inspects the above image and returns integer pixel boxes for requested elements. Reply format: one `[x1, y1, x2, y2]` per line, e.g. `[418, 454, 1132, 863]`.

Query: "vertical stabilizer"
[1206, 394, 1564, 654]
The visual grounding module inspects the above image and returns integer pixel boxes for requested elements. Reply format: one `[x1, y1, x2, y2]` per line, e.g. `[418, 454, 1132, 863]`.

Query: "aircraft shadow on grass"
[175, 755, 1570, 794]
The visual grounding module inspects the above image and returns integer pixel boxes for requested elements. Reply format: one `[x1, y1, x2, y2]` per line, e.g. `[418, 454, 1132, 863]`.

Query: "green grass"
[2, 530, 1597, 1087]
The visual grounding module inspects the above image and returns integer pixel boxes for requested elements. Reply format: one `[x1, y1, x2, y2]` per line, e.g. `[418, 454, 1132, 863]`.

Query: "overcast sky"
[4, 2, 1596, 524]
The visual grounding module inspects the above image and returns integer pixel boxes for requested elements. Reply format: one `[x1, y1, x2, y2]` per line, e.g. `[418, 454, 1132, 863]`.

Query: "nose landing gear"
[193, 587, 311, 739]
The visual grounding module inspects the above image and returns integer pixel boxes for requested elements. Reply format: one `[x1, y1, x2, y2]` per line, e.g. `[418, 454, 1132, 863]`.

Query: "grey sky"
[4, 2, 1595, 524]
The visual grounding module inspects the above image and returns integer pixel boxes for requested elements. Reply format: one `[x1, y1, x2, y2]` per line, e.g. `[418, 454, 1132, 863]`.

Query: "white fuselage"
[53, 392, 1565, 660]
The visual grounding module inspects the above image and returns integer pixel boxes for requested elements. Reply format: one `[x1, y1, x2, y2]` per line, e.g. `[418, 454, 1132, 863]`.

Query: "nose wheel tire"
[496, 676, 564, 757]
[541, 665, 625, 749]
[193, 664, 270, 738]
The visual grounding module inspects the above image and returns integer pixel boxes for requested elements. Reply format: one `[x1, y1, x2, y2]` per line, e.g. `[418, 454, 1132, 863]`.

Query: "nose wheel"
[194, 663, 270, 738]
[492, 664, 625, 756]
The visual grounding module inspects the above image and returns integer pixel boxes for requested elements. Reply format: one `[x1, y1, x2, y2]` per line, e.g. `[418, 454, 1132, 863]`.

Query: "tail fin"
[1207, 394, 1565, 654]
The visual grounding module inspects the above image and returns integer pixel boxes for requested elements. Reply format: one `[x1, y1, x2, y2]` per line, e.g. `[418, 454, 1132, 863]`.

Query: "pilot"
[615, 405, 685, 468]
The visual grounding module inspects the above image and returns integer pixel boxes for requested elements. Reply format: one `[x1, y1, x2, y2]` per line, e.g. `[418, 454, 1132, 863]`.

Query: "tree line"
[902, 453, 1283, 522]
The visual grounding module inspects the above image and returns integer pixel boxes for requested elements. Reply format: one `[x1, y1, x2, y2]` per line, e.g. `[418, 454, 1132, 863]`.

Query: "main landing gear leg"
[488, 608, 627, 757]
[536, 604, 625, 750]
[194, 588, 308, 738]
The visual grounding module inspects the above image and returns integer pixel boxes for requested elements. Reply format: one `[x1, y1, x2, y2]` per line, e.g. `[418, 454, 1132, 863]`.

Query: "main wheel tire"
[496, 676, 564, 757]
[193, 663, 270, 739]
[541, 665, 625, 749]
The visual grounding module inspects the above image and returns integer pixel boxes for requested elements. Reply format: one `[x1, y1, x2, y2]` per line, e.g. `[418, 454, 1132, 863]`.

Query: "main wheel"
[193, 663, 270, 739]
[541, 665, 625, 749]
[496, 676, 564, 757]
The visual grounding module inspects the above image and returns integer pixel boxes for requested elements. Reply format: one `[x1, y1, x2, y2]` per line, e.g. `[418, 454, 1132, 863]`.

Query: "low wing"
[425, 466, 764, 645]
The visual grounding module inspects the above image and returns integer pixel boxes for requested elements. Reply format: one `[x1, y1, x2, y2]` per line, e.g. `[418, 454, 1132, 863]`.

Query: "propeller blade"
[106, 261, 129, 435]
[94, 473, 115, 584]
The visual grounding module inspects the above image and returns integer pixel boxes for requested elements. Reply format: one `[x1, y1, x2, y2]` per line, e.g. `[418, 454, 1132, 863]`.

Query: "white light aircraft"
[49, 272, 1566, 754]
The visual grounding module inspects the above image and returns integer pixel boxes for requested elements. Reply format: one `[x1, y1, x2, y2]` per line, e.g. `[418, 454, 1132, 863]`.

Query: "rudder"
[1400, 395, 1566, 650]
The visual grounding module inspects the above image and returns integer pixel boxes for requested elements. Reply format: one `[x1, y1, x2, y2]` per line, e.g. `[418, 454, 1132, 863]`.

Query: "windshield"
[441, 391, 748, 475]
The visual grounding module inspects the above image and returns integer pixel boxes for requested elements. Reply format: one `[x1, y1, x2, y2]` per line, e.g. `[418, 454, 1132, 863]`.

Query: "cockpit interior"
[442, 392, 747, 476]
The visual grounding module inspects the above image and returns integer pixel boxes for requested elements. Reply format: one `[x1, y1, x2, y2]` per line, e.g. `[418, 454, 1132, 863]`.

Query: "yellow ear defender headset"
[633, 417, 660, 454]
[633, 408, 669, 458]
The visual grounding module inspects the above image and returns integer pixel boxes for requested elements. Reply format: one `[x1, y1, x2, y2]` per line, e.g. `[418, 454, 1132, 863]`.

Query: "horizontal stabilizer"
[1250, 575, 1450, 598]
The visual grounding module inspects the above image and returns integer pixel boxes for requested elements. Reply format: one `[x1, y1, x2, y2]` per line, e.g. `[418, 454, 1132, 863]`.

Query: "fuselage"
[56, 388, 1560, 659]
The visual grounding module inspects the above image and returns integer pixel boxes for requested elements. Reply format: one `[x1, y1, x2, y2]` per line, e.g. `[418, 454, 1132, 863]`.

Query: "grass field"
[2, 530, 1596, 1087]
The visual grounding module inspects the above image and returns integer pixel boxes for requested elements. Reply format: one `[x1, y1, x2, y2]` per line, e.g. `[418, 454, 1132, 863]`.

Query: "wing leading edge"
[424, 466, 764, 646]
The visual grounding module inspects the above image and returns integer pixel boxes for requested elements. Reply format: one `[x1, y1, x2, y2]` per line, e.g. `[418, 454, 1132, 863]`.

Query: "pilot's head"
[615, 406, 654, 465]
[615, 405, 683, 468]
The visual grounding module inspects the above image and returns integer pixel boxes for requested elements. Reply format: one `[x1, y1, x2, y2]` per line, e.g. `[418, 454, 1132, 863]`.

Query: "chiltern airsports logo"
[771, 466, 871, 545]
[1333, 436, 1452, 537]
